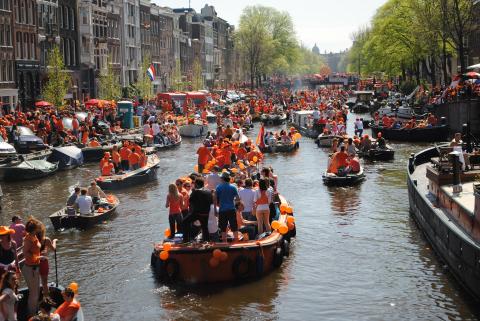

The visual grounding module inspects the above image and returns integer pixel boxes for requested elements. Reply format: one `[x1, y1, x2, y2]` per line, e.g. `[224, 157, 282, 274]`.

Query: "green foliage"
[192, 58, 204, 91]
[171, 58, 185, 91]
[42, 46, 71, 108]
[98, 56, 121, 101]
[293, 46, 325, 74]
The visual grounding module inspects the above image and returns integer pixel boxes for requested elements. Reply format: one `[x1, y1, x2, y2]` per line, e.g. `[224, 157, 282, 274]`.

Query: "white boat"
[179, 123, 209, 138]
[377, 105, 413, 119]
[315, 133, 343, 148]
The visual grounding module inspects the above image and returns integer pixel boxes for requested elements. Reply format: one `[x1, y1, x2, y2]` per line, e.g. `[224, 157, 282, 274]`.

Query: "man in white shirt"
[206, 166, 222, 190]
[312, 108, 320, 122]
[238, 178, 256, 221]
[354, 118, 364, 136]
[75, 189, 94, 215]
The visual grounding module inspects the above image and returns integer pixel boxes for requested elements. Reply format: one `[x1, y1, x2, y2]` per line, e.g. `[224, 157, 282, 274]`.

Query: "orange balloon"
[279, 225, 288, 235]
[286, 207, 293, 214]
[159, 250, 169, 261]
[231, 168, 238, 173]
[288, 222, 295, 231]
[164, 228, 171, 237]
[163, 243, 172, 251]
[253, 156, 258, 163]
[271, 220, 280, 230]
[202, 169, 210, 174]
[209, 257, 220, 268]
[213, 249, 222, 259]
[194, 165, 199, 172]
[287, 216, 295, 224]
[279, 204, 288, 213]
[239, 164, 245, 170]
[68, 282, 79, 294]
[219, 251, 228, 262]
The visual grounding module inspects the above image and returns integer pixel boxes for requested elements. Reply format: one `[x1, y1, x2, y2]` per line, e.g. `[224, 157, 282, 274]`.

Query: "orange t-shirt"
[197, 146, 211, 165]
[236, 147, 247, 160]
[55, 300, 81, 320]
[128, 152, 140, 165]
[112, 151, 121, 165]
[24, 234, 41, 266]
[101, 163, 114, 176]
[222, 149, 232, 165]
[119, 147, 130, 160]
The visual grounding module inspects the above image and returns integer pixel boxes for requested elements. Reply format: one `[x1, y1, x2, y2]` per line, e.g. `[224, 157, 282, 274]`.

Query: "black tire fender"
[232, 255, 253, 280]
[272, 247, 283, 268]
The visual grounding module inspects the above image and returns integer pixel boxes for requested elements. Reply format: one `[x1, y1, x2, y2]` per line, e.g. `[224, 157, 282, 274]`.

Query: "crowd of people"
[0, 216, 80, 321]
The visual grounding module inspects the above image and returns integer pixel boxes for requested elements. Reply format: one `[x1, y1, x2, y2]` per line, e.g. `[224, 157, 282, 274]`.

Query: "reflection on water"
[2, 116, 479, 320]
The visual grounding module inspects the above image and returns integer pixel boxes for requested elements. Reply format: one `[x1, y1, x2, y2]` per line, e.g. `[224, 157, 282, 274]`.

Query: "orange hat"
[0, 226, 15, 235]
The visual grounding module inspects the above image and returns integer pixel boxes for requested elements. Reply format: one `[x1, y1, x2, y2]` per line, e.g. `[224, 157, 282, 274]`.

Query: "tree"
[98, 55, 121, 101]
[135, 53, 153, 101]
[42, 46, 71, 108]
[192, 58, 204, 90]
[171, 58, 184, 91]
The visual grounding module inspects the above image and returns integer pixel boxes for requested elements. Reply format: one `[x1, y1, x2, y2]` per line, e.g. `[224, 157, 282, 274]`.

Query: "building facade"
[1, 0, 18, 111]
[106, 0, 122, 83]
[59, 0, 80, 101]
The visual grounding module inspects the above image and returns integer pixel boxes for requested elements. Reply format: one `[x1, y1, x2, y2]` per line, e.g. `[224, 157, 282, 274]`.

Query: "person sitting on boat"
[128, 148, 140, 170]
[328, 146, 349, 176]
[216, 171, 240, 242]
[75, 189, 93, 215]
[99, 152, 111, 172]
[427, 113, 437, 126]
[360, 135, 372, 152]
[0, 271, 19, 321]
[347, 157, 361, 174]
[183, 177, 213, 243]
[346, 138, 356, 157]
[111, 146, 121, 174]
[235, 201, 257, 241]
[66, 187, 81, 207]
[101, 159, 115, 177]
[88, 137, 101, 147]
[0, 226, 18, 275]
[87, 181, 107, 204]
[50, 287, 80, 321]
[376, 133, 386, 149]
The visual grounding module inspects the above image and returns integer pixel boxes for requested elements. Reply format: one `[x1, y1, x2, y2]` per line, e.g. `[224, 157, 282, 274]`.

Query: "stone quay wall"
[435, 100, 480, 135]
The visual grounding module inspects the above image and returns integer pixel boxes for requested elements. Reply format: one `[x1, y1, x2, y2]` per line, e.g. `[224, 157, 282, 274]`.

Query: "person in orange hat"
[0, 226, 18, 274]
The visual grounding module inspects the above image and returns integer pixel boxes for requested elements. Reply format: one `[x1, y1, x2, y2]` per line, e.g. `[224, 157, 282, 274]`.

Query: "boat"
[376, 105, 414, 119]
[350, 91, 375, 113]
[49, 195, 119, 230]
[370, 124, 449, 142]
[352, 102, 370, 113]
[77, 141, 122, 162]
[315, 133, 344, 148]
[260, 142, 298, 153]
[289, 110, 322, 138]
[408, 145, 480, 301]
[48, 146, 84, 170]
[261, 113, 287, 126]
[206, 111, 217, 123]
[150, 195, 296, 284]
[18, 284, 85, 321]
[2, 159, 58, 181]
[357, 145, 395, 161]
[322, 167, 365, 186]
[153, 137, 182, 151]
[0, 136, 18, 163]
[179, 123, 208, 138]
[95, 154, 160, 189]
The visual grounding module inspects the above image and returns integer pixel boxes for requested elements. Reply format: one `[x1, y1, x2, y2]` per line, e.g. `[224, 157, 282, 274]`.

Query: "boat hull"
[371, 125, 449, 142]
[260, 143, 298, 153]
[322, 169, 365, 186]
[261, 114, 287, 126]
[179, 124, 208, 137]
[408, 147, 480, 301]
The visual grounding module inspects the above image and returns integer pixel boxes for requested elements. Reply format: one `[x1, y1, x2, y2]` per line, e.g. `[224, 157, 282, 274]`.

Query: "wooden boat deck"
[411, 163, 480, 247]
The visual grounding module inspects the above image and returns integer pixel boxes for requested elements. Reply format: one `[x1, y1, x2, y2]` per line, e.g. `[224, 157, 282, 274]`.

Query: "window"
[71, 39, 75, 65]
[64, 6, 68, 29]
[0, 23, 4, 46]
[59, 6, 63, 28]
[15, 2, 19, 22]
[26, 0, 31, 24]
[70, 8, 74, 30]
[15, 32, 20, 58]
[30, 33, 34, 59]
[20, 0, 25, 23]
[23, 33, 27, 59]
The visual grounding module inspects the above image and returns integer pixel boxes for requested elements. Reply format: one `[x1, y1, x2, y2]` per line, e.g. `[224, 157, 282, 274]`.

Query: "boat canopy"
[49, 146, 84, 169]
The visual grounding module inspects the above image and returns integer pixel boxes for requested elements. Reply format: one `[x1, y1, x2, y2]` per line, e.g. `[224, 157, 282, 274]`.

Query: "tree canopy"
[42, 46, 71, 108]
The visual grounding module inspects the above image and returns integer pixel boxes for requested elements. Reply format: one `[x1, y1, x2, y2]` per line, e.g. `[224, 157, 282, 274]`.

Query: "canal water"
[4, 114, 480, 320]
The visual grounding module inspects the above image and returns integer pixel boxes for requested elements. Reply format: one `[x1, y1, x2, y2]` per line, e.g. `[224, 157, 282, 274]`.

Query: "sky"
[153, 0, 387, 53]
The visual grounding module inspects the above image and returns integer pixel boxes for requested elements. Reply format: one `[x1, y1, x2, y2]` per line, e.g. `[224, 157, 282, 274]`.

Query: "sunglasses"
[184, 184, 191, 188]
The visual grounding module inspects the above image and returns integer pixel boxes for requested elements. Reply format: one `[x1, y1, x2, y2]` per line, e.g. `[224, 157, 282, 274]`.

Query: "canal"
[5, 114, 480, 320]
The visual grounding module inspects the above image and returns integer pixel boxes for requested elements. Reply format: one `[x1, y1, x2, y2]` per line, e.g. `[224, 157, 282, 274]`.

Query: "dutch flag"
[147, 64, 155, 81]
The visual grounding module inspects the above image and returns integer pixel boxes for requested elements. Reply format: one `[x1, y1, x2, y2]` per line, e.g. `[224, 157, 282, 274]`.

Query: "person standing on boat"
[166, 183, 184, 239]
[450, 132, 468, 170]
[0, 226, 18, 274]
[87, 181, 107, 204]
[128, 148, 140, 170]
[216, 172, 240, 242]
[238, 178, 256, 221]
[183, 178, 214, 242]
[119, 143, 131, 171]
[21, 218, 42, 316]
[253, 179, 273, 235]
[36, 222, 57, 299]
[9, 216, 25, 248]
[0, 271, 19, 321]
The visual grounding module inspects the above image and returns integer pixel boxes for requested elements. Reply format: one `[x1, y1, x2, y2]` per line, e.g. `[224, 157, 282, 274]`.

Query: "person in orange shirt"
[101, 160, 114, 176]
[196, 142, 212, 173]
[221, 145, 233, 169]
[119, 143, 131, 171]
[128, 148, 140, 170]
[52, 287, 81, 321]
[328, 146, 349, 175]
[111, 146, 121, 173]
[89, 138, 100, 147]
[138, 151, 146, 168]
[236, 143, 247, 161]
[99, 152, 110, 171]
